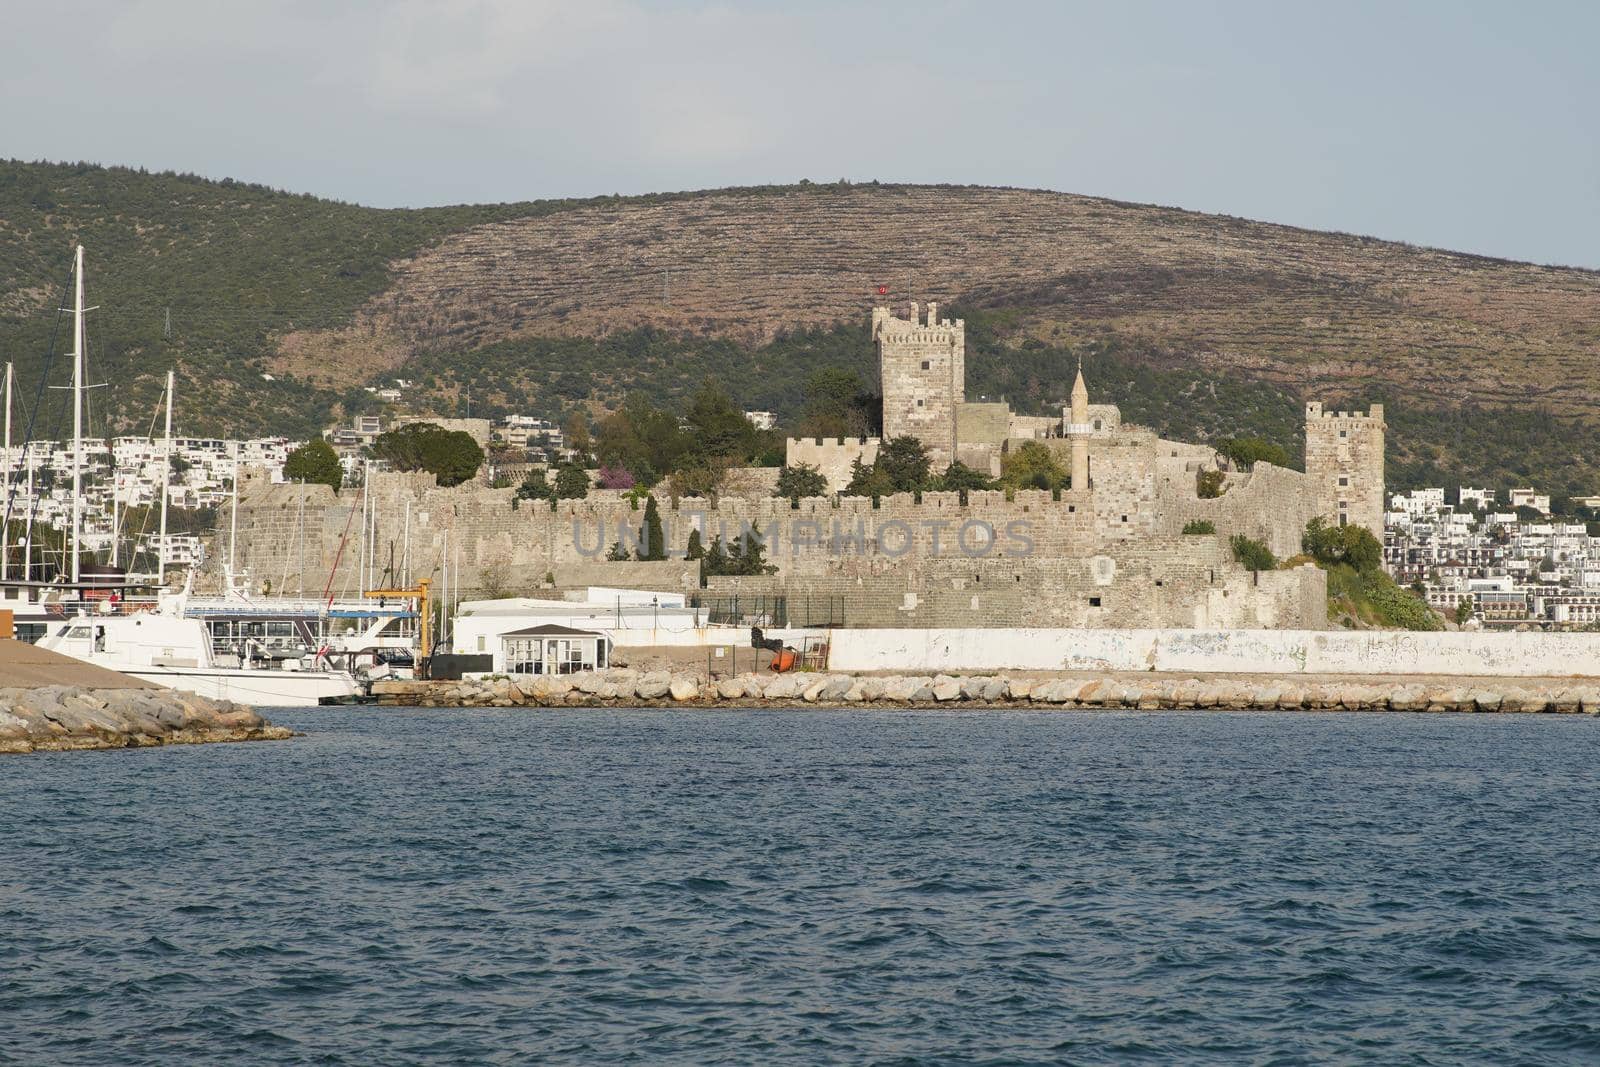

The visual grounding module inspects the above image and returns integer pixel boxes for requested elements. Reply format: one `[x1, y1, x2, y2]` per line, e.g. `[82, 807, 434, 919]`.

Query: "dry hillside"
[349, 184, 1600, 416]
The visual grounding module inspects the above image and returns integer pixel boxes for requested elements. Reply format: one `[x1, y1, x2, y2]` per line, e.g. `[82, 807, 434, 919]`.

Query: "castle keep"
[219, 301, 1384, 631]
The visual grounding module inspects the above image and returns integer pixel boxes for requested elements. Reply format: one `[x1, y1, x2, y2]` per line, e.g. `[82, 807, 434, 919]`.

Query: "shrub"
[1000, 441, 1069, 491]
[1196, 469, 1225, 498]
[1230, 534, 1277, 572]
[1216, 436, 1292, 471]
[775, 463, 829, 500]
[1182, 519, 1215, 535]
[283, 439, 343, 492]
[1303, 517, 1382, 573]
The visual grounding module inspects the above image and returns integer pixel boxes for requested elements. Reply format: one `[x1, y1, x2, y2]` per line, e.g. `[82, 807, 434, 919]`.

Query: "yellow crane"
[364, 578, 432, 666]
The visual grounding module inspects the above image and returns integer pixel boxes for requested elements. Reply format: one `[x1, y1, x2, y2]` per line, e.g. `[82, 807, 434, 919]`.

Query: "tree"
[1182, 519, 1215, 535]
[372, 422, 484, 487]
[551, 462, 590, 500]
[844, 456, 895, 497]
[799, 367, 873, 436]
[775, 463, 829, 500]
[875, 435, 931, 492]
[1230, 534, 1278, 572]
[701, 526, 776, 576]
[283, 439, 343, 492]
[684, 379, 757, 462]
[1216, 437, 1292, 471]
[685, 528, 704, 560]
[515, 468, 553, 502]
[606, 541, 631, 561]
[638, 494, 666, 560]
[596, 464, 634, 490]
[1196, 469, 1225, 498]
[563, 410, 592, 461]
[1000, 441, 1068, 491]
[1302, 517, 1382, 574]
[1454, 599, 1474, 625]
[934, 461, 994, 491]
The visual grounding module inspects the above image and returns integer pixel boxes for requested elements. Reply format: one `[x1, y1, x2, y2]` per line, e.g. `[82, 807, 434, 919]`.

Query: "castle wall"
[1155, 462, 1322, 560]
[705, 548, 1325, 630]
[784, 437, 878, 492]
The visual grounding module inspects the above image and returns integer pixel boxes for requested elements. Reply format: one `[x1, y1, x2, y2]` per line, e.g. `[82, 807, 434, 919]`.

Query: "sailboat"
[13, 246, 363, 706]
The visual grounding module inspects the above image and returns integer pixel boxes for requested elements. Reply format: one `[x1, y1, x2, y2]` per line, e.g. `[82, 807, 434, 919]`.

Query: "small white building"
[502, 624, 612, 675]
[744, 410, 778, 432]
[1509, 488, 1552, 515]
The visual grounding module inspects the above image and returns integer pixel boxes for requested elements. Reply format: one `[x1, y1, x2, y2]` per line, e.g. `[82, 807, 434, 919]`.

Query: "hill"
[2, 162, 1598, 495]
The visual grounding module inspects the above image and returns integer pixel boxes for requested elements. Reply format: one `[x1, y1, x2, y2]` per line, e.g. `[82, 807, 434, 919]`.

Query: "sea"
[4, 707, 1600, 1065]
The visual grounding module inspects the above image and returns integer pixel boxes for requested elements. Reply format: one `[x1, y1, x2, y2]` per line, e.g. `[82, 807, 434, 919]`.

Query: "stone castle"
[217, 301, 1384, 631]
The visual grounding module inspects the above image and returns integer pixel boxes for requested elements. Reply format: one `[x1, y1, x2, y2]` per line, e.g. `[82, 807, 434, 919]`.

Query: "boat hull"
[121, 667, 357, 707]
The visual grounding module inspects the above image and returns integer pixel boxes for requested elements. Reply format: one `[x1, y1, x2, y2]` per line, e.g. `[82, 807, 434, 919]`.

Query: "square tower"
[873, 301, 964, 464]
[1304, 402, 1386, 536]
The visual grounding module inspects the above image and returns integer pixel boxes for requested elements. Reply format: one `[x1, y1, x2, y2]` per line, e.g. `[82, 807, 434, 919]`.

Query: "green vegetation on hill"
[0, 160, 553, 436]
[2, 160, 1596, 499]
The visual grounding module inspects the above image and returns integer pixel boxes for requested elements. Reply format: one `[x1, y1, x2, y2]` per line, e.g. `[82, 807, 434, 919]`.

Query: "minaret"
[1067, 358, 1090, 490]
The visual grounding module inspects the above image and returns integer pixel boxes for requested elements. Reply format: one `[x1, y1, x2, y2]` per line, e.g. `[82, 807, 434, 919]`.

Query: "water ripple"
[3, 707, 1600, 1064]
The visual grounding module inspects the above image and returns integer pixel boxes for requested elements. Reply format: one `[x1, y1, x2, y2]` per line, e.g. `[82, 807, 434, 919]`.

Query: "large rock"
[717, 678, 746, 700]
[1005, 677, 1036, 701]
[931, 679, 962, 702]
[668, 677, 699, 702]
[979, 678, 1008, 703]
[856, 677, 886, 702]
[636, 671, 672, 700]
[762, 674, 806, 701]
[820, 676, 854, 702]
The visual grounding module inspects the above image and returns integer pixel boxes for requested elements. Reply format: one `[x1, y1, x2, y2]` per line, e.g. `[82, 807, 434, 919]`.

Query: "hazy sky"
[4, 0, 1596, 267]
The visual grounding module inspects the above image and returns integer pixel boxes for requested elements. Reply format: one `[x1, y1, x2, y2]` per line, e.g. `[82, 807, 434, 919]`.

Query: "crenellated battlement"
[1305, 401, 1385, 424]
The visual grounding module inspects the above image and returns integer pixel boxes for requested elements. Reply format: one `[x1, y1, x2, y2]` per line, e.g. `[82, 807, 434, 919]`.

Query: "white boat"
[36, 601, 358, 707]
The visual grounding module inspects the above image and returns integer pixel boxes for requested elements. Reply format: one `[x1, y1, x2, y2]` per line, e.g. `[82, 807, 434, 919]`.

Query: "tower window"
[1339, 477, 1348, 486]
[916, 399, 924, 407]
[1089, 597, 1102, 607]
[921, 361, 930, 370]
[1339, 430, 1347, 438]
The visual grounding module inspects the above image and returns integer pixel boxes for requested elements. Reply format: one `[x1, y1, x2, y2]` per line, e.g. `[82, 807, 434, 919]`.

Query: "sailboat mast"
[158, 369, 173, 586]
[2, 361, 11, 582]
[229, 439, 240, 576]
[70, 244, 84, 585]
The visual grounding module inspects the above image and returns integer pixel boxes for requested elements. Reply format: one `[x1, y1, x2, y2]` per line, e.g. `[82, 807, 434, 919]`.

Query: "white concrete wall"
[827, 627, 1600, 678]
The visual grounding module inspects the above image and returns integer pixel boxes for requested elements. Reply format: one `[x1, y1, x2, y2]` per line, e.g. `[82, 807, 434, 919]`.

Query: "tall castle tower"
[1304, 402, 1386, 536]
[873, 302, 964, 464]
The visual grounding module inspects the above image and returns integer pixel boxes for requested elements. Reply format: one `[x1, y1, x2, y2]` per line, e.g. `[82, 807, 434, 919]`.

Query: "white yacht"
[36, 597, 359, 707]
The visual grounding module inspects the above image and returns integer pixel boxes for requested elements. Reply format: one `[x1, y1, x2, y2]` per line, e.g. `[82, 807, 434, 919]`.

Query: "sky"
[3, 0, 1596, 267]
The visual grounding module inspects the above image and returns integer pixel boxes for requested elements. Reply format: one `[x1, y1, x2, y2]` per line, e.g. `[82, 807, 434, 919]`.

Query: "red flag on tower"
[876, 285, 888, 296]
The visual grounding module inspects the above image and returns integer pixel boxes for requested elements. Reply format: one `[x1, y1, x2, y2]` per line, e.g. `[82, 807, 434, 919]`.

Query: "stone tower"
[1304, 402, 1386, 536]
[1066, 362, 1091, 489]
[873, 301, 964, 464]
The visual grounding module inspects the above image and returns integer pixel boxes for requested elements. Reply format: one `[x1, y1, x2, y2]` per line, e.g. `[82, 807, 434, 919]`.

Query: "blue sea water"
[4, 707, 1600, 1065]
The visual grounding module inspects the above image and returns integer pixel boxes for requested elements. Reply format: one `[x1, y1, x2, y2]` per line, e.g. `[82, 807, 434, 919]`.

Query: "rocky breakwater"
[0, 686, 291, 754]
[378, 671, 1600, 714]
